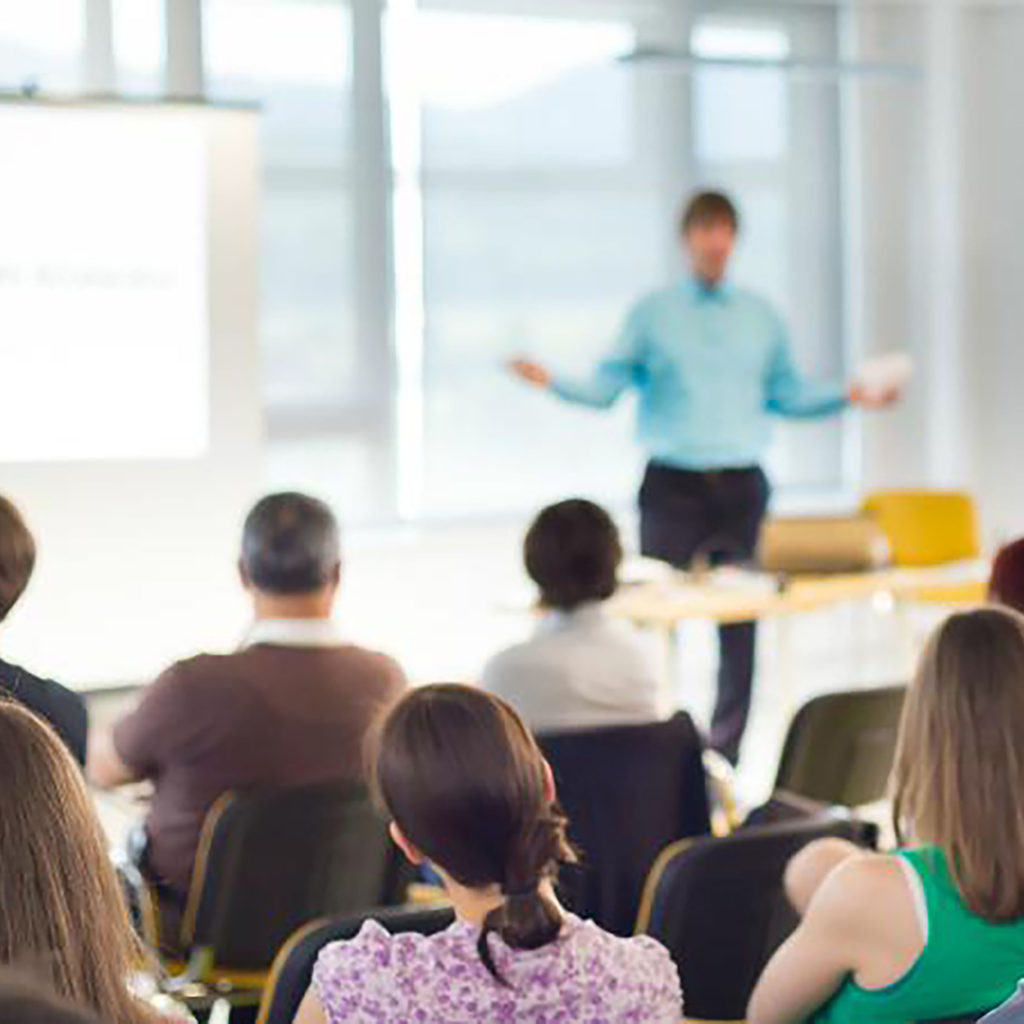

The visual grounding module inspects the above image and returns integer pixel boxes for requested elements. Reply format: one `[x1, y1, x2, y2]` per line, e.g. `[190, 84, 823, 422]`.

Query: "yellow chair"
[862, 489, 986, 605]
[862, 489, 980, 567]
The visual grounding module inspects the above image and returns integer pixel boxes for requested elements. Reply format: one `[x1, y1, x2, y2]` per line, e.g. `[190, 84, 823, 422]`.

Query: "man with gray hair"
[88, 492, 406, 904]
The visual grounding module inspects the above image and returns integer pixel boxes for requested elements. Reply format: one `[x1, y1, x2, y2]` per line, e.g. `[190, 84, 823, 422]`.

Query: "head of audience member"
[524, 499, 622, 614]
[989, 538, 1024, 616]
[0, 701, 155, 1024]
[892, 606, 1024, 921]
[680, 189, 739, 287]
[0, 971, 101, 1024]
[0, 494, 36, 628]
[371, 684, 577, 982]
[239, 492, 341, 620]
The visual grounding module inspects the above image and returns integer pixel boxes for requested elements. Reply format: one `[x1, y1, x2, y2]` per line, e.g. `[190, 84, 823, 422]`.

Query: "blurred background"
[0, 0, 1020, 785]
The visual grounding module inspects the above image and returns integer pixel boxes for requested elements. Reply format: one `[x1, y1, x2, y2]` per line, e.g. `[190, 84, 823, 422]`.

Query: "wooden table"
[610, 563, 988, 703]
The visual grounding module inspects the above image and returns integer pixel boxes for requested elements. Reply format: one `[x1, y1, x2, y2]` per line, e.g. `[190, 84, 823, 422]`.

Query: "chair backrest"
[637, 810, 877, 1023]
[863, 489, 981, 567]
[181, 780, 398, 970]
[774, 685, 907, 807]
[538, 711, 711, 936]
[256, 904, 456, 1024]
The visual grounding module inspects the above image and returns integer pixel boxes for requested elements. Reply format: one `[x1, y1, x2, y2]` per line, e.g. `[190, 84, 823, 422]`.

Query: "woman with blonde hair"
[748, 607, 1024, 1023]
[0, 700, 159, 1024]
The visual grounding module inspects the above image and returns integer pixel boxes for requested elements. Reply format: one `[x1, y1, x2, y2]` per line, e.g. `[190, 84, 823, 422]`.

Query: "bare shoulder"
[809, 851, 916, 940]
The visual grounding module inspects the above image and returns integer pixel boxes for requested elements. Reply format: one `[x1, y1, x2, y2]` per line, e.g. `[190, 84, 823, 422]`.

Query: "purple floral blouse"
[312, 913, 682, 1023]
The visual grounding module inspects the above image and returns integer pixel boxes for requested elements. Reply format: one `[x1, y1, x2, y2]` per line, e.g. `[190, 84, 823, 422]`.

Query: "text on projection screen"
[0, 106, 208, 461]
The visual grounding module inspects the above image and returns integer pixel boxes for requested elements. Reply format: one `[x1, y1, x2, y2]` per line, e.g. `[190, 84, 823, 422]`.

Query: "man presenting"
[511, 190, 896, 763]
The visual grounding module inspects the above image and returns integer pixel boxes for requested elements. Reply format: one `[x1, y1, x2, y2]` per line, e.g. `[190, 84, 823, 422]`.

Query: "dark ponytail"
[477, 812, 574, 984]
[371, 685, 578, 985]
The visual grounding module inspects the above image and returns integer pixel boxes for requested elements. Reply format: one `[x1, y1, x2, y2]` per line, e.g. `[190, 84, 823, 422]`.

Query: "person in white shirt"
[481, 499, 668, 733]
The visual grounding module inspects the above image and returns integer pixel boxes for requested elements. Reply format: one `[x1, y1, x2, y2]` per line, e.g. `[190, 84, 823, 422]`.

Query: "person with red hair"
[990, 538, 1024, 615]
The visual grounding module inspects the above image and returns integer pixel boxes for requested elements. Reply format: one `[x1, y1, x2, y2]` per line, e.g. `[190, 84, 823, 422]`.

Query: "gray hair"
[240, 492, 340, 595]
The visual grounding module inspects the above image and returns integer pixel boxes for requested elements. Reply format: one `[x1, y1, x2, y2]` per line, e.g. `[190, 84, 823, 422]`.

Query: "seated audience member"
[0, 494, 88, 764]
[295, 684, 682, 1024]
[481, 499, 667, 732]
[87, 492, 406, 904]
[990, 537, 1024, 614]
[747, 607, 1024, 1024]
[0, 701, 160, 1024]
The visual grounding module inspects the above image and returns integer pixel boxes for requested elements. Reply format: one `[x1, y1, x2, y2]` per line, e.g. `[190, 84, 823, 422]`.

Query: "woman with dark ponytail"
[294, 684, 682, 1023]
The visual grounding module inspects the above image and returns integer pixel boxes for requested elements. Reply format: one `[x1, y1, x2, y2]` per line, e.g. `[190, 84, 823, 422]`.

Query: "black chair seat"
[181, 779, 402, 972]
[637, 808, 877, 1022]
[772, 685, 906, 807]
[538, 712, 711, 937]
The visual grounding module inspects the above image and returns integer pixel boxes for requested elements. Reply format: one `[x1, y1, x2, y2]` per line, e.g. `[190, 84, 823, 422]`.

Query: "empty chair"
[127, 780, 402, 1009]
[862, 489, 980, 568]
[636, 810, 877, 1023]
[772, 685, 906, 808]
[538, 711, 711, 936]
[256, 905, 456, 1024]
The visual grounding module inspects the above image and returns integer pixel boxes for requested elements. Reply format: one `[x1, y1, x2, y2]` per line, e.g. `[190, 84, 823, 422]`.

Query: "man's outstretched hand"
[508, 359, 553, 388]
[849, 383, 902, 409]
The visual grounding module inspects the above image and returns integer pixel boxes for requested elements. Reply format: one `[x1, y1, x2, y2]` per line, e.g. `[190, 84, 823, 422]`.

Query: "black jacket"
[0, 657, 88, 765]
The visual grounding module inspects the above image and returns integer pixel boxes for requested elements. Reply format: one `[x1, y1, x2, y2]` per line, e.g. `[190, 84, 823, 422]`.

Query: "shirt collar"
[535, 601, 610, 637]
[683, 275, 734, 302]
[241, 618, 345, 650]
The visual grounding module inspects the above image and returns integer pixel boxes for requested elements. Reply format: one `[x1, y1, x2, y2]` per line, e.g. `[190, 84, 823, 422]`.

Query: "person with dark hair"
[0, 493, 88, 764]
[989, 537, 1024, 615]
[88, 492, 406, 908]
[481, 499, 666, 732]
[510, 189, 900, 763]
[294, 684, 682, 1023]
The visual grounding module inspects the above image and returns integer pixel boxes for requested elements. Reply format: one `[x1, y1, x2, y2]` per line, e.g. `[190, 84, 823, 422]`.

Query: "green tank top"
[811, 846, 1024, 1024]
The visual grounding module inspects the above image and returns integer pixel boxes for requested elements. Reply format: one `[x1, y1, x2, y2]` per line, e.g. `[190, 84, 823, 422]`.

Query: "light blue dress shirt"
[551, 278, 848, 471]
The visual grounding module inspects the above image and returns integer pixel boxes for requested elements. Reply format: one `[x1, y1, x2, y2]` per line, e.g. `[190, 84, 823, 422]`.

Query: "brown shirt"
[113, 642, 406, 894]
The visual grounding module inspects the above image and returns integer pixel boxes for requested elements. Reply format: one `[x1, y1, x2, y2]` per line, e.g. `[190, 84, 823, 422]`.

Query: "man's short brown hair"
[0, 496, 36, 623]
[680, 190, 740, 234]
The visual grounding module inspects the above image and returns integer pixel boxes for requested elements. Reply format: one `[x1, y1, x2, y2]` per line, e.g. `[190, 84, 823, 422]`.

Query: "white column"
[382, 0, 424, 522]
[83, 0, 116, 93]
[165, 0, 204, 99]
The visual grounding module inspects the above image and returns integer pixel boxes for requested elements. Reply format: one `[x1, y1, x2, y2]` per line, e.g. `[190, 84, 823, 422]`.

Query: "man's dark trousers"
[638, 461, 770, 764]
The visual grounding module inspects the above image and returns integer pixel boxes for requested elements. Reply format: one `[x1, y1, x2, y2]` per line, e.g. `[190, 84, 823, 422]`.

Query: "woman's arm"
[292, 989, 330, 1024]
[748, 854, 898, 1024]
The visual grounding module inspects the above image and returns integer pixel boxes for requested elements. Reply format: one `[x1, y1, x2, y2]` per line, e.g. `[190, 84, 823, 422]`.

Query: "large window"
[0, 1, 84, 93]
[31, 0, 853, 525]
[203, 0, 391, 521]
[112, 0, 165, 93]
[407, 9, 659, 520]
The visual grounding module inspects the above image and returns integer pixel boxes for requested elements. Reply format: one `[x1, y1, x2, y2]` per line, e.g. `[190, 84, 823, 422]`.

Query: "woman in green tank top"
[748, 607, 1024, 1024]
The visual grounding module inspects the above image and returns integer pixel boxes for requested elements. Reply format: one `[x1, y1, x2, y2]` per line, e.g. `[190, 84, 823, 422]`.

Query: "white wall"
[1, 104, 263, 688]
[851, 1, 1024, 546]
[960, 6, 1024, 544]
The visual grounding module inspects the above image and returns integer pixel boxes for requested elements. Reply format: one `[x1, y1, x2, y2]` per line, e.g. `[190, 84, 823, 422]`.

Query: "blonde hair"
[0, 701, 156, 1023]
[892, 607, 1024, 921]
